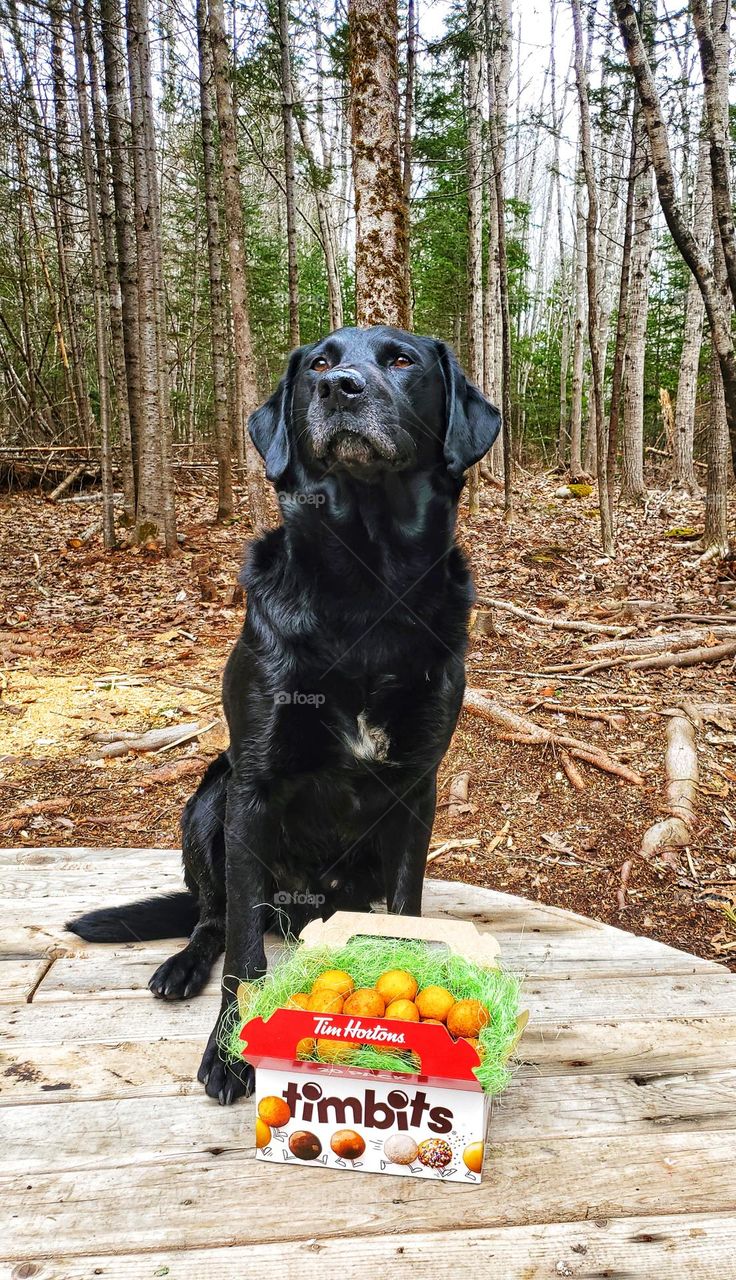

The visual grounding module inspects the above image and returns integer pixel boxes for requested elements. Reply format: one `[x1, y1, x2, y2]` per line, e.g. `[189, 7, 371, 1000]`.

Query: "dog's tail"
[66, 892, 198, 942]
[67, 752, 232, 944]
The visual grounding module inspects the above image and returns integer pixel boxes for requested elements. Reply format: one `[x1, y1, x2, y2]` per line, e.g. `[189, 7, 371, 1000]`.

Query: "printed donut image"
[417, 1138, 453, 1169]
[257, 1095, 291, 1128]
[288, 1130, 322, 1160]
[330, 1129, 366, 1160]
[462, 1141, 484, 1174]
[383, 1133, 419, 1166]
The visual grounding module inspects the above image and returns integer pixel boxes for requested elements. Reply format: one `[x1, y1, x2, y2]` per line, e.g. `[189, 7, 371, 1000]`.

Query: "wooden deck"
[2, 845, 736, 1278]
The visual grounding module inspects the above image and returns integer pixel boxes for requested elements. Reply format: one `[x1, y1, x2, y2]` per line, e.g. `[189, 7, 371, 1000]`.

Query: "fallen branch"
[47, 463, 86, 503]
[628, 638, 736, 673]
[463, 687, 644, 785]
[584, 625, 736, 657]
[640, 713, 698, 865]
[477, 598, 628, 636]
[426, 837, 480, 865]
[90, 722, 208, 758]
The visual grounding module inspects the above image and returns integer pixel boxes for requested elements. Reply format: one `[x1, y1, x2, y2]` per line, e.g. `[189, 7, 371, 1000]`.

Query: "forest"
[1, 0, 735, 964]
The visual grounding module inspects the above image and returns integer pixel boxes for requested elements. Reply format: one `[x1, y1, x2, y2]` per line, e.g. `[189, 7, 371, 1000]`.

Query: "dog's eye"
[311, 356, 330, 372]
[391, 354, 414, 368]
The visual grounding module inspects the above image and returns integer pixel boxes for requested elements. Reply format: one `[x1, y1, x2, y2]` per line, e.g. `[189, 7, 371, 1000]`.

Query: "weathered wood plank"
[2, 1214, 731, 1280]
[2, 1130, 735, 1257]
[34, 943, 727, 1007]
[0, 1040, 202, 1104]
[6, 1068, 736, 1173]
[4, 1012, 736, 1105]
[0, 958, 49, 1003]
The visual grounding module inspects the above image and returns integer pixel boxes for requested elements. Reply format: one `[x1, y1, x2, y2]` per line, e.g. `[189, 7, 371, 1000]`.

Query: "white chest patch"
[350, 710, 390, 763]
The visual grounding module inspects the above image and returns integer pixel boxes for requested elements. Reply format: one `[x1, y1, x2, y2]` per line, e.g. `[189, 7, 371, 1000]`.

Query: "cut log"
[640, 713, 698, 864]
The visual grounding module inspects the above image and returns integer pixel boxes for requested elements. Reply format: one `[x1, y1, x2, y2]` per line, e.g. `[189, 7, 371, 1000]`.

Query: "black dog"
[68, 326, 499, 1104]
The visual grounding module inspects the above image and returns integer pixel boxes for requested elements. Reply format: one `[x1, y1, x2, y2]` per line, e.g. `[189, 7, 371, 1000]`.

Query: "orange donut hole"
[415, 985, 455, 1022]
[311, 969, 355, 997]
[284, 992, 310, 1010]
[316, 1038, 360, 1063]
[385, 998, 420, 1022]
[295, 1037, 316, 1059]
[375, 969, 418, 1004]
[343, 988, 385, 1017]
[446, 999, 490, 1039]
[306, 989, 344, 1015]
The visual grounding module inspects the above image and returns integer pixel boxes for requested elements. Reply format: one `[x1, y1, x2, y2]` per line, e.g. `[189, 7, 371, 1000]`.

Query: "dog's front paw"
[198, 1012, 254, 1105]
[149, 948, 212, 1000]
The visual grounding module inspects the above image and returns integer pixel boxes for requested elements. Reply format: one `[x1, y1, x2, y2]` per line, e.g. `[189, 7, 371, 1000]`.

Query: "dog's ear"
[248, 345, 312, 483]
[436, 341, 501, 478]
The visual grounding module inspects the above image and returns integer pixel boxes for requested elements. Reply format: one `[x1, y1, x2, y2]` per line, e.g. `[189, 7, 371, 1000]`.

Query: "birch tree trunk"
[673, 124, 710, 495]
[466, 0, 485, 514]
[607, 114, 636, 504]
[196, 0, 233, 521]
[348, 0, 410, 328]
[277, 0, 300, 348]
[208, 0, 266, 531]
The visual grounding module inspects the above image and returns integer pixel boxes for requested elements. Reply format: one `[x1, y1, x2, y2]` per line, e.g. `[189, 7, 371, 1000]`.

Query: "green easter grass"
[222, 935, 522, 1095]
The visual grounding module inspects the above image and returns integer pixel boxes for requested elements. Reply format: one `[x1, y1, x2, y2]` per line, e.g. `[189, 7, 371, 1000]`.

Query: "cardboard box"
[240, 911, 524, 1183]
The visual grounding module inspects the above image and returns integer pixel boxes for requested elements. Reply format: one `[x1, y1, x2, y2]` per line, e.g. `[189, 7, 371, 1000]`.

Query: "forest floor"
[1, 467, 736, 968]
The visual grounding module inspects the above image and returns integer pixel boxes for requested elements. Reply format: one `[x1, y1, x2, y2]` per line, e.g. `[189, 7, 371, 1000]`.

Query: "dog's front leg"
[197, 787, 274, 1105]
[380, 774, 437, 916]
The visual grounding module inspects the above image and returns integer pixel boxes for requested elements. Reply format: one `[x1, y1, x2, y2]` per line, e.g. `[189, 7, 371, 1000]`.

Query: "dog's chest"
[344, 708, 391, 764]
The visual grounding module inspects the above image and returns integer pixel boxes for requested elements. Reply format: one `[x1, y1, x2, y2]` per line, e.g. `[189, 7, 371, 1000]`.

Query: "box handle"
[298, 910, 500, 968]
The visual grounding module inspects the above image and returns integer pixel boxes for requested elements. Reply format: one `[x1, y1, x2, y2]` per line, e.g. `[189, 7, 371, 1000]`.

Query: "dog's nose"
[318, 367, 367, 409]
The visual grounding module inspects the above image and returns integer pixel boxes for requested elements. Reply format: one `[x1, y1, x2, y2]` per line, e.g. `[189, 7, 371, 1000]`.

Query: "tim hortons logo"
[280, 1081, 454, 1134]
[311, 1016, 407, 1046]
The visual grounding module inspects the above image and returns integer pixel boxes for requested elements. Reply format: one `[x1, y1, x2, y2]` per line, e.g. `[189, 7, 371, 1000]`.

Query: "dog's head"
[249, 326, 500, 488]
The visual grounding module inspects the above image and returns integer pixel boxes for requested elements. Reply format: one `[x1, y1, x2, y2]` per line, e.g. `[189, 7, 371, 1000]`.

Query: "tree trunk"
[620, 86, 654, 504]
[277, 0, 300, 348]
[83, 0, 136, 521]
[466, 0, 485, 514]
[572, 0, 614, 556]
[100, 0, 142, 502]
[702, 0, 731, 554]
[50, 0, 94, 447]
[126, 0, 176, 549]
[70, 0, 116, 549]
[196, 0, 234, 521]
[486, 0, 512, 514]
[402, 0, 416, 326]
[294, 99, 344, 331]
[208, 0, 266, 530]
[607, 110, 637, 506]
[692, 0, 736, 313]
[674, 123, 710, 495]
[570, 168, 586, 479]
[614, 0, 736, 475]
[348, 0, 410, 327]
